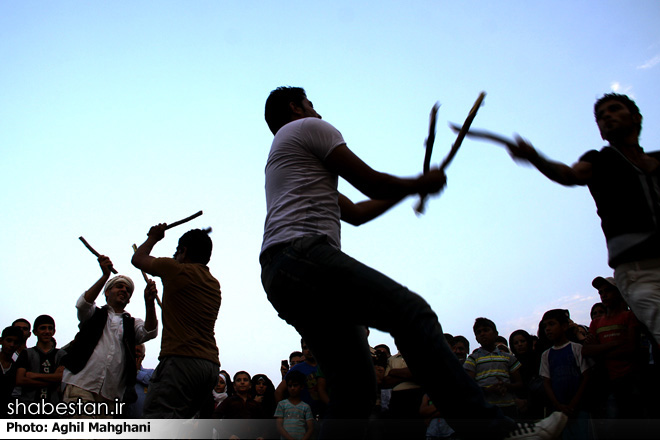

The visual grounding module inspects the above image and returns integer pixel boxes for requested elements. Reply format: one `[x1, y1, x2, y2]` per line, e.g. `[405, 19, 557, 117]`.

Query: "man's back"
[151, 257, 221, 364]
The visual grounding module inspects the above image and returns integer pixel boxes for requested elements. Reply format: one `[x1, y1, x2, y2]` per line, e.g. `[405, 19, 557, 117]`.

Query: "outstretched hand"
[507, 135, 539, 163]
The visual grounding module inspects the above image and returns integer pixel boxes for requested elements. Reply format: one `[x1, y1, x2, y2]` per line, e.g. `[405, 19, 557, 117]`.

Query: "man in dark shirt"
[494, 93, 660, 345]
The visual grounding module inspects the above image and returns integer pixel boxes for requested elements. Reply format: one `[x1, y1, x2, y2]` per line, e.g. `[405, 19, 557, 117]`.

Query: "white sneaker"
[503, 412, 568, 440]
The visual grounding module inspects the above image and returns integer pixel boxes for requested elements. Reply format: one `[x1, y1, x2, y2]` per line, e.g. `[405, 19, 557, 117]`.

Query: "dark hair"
[594, 93, 642, 133]
[178, 229, 212, 264]
[265, 86, 307, 135]
[495, 336, 508, 346]
[443, 333, 455, 346]
[541, 309, 570, 325]
[233, 370, 251, 382]
[2, 326, 25, 341]
[33, 315, 55, 330]
[374, 344, 391, 356]
[452, 335, 470, 351]
[289, 350, 303, 361]
[286, 370, 307, 387]
[473, 317, 497, 334]
[12, 318, 30, 331]
[508, 330, 532, 356]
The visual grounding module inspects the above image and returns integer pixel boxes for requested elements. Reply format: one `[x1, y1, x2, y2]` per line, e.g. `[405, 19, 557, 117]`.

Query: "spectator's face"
[255, 380, 267, 396]
[452, 342, 468, 360]
[234, 374, 251, 394]
[511, 335, 528, 355]
[215, 376, 226, 393]
[287, 381, 303, 398]
[13, 322, 30, 346]
[301, 342, 314, 362]
[598, 285, 620, 308]
[1, 335, 21, 355]
[543, 319, 565, 343]
[474, 326, 497, 348]
[34, 324, 55, 345]
[290, 355, 303, 367]
[591, 305, 606, 321]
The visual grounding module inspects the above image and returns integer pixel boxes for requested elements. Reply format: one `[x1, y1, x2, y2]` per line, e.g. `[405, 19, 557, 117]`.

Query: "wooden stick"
[132, 244, 162, 308]
[165, 210, 203, 230]
[79, 236, 118, 274]
[415, 102, 440, 215]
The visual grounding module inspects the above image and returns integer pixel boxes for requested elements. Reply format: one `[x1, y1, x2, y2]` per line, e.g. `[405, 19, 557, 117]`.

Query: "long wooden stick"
[165, 210, 203, 230]
[415, 102, 440, 214]
[132, 244, 162, 308]
[79, 236, 118, 274]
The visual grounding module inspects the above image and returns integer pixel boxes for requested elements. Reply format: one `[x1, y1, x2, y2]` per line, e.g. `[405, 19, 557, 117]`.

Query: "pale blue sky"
[1, 1, 659, 384]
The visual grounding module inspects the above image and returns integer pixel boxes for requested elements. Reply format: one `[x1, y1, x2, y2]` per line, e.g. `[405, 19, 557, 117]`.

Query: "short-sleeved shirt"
[464, 347, 521, 407]
[274, 399, 313, 440]
[579, 147, 660, 267]
[540, 341, 592, 406]
[150, 257, 221, 364]
[261, 117, 346, 254]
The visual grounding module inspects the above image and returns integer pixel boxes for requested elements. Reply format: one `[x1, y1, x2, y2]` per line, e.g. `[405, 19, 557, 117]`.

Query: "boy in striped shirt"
[464, 317, 523, 418]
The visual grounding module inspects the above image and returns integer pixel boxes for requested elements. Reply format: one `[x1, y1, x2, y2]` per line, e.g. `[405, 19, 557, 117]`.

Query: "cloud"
[610, 82, 634, 96]
[637, 54, 660, 70]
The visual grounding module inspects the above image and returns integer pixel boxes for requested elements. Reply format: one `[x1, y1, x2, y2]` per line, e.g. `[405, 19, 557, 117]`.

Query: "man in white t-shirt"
[259, 86, 567, 439]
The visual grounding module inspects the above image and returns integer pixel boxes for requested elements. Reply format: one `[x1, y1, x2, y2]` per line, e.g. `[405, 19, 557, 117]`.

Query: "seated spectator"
[14, 315, 66, 414]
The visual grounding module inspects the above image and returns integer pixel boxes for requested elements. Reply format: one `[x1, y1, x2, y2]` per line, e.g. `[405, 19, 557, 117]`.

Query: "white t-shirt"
[261, 117, 346, 253]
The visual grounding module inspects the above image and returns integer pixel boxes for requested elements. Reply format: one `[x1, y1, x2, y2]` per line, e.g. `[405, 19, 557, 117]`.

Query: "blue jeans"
[260, 235, 514, 439]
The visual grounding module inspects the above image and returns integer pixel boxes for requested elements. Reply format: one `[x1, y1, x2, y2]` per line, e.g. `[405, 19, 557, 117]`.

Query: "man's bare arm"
[132, 224, 167, 275]
[84, 256, 114, 304]
[338, 194, 404, 226]
[325, 144, 446, 200]
[509, 136, 592, 186]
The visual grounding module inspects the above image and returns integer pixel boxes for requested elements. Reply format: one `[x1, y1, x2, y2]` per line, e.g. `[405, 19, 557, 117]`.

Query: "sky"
[1, 1, 659, 386]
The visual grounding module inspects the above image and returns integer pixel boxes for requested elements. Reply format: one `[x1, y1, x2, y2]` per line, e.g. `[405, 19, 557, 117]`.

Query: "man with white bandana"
[61, 255, 158, 418]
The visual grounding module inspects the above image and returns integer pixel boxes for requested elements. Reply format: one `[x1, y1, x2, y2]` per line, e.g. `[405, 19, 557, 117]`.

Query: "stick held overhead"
[79, 236, 118, 274]
[165, 210, 203, 230]
[132, 243, 162, 308]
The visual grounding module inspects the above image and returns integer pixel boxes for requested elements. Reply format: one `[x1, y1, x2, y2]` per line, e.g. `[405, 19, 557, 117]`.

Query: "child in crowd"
[540, 309, 593, 440]
[583, 276, 645, 418]
[1, 326, 24, 417]
[464, 317, 523, 418]
[274, 370, 314, 440]
[14, 315, 66, 410]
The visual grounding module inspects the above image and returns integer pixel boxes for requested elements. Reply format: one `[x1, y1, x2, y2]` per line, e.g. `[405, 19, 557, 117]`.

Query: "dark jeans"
[260, 235, 514, 439]
[142, 356, 219, 419]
